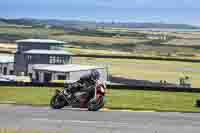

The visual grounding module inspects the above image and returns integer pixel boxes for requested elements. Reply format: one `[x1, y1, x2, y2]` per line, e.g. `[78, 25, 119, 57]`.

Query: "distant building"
[146, 34, 167, 40]
[14, 39, 71, 76]
[25, 49, 73, 78]
[0, 39, 107, 83]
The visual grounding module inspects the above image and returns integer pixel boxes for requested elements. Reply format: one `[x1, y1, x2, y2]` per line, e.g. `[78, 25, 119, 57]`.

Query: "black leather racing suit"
[67, 74, 96, 99]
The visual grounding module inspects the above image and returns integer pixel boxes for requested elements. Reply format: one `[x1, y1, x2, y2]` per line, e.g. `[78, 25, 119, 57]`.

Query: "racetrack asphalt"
[0, 105, 200, 133]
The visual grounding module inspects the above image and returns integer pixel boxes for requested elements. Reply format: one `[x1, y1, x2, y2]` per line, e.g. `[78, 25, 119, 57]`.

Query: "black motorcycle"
[50, 80, 106, 111]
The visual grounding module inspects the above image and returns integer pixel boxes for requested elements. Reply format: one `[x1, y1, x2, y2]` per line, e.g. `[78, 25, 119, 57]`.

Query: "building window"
[29, 73, 33, 79]
[58, 73, 70, 80]
[27, 55, 32, 61]
[49, 56, 65, 64]
[49, 56, 54, 64]
[57, 75, 66, 80]
[61, 56, 65, 64]
[9, 70, 14, 75]
[56, 56, 60, 64]
[3, 67, 7, 75]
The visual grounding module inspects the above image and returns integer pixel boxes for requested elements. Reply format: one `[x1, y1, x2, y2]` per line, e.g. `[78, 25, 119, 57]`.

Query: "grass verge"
[0, 86, 200, 112]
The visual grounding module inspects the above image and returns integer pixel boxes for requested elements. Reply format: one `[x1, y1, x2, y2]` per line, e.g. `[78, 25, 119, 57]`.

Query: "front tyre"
[50, 94, 66, 109]
[88, 96, 105, 111]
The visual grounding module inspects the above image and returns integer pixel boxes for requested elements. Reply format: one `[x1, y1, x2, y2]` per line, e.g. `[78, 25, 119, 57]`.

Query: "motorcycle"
[50, 80, 106, 111]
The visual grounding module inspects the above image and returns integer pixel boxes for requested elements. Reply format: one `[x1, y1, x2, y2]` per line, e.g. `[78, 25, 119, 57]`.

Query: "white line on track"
[31, 118, 128, 125]
[29, 118, 153, 129]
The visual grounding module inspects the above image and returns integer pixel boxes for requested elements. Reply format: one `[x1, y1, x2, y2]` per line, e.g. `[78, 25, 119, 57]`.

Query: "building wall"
[15, 42, 50, 75]
[14, 53, 27, 75]
[32, 68, 107, 83]
[17, 43, 50, 52]
[26, 54, 49, 65]
[27, 55, 71, 74]
[31, 71, 67, 83]
[15, 42, 67, 76]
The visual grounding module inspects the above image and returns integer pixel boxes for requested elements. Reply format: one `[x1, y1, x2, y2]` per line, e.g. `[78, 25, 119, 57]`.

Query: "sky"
[0, 0, 200, 25]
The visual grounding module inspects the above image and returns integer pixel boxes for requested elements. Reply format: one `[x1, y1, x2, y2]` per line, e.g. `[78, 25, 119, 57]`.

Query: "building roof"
[24, 49, 73, 55]
[0, 55, 14, 63]
[16, 39, 65, 44]
[33, 64, 104, 73]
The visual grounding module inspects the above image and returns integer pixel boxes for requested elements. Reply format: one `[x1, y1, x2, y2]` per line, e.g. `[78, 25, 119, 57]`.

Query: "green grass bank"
[0, 86, 200, 112]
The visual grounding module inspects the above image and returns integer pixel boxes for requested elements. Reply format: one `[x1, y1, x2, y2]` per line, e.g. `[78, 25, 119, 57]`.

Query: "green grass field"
[0, 86, 200, 112]
[1, 26, 200, 88]
[72, 57, 200, 87]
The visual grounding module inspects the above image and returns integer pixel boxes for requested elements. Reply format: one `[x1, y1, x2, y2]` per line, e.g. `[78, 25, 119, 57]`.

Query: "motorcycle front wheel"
[50, 94, 67, 109]
[88, 96, 105, 111]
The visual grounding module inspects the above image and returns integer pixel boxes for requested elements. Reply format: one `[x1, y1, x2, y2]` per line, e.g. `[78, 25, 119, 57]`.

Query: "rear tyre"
[196, 99, 200, 107]
[50, 94, 67, 109]
[88, 96, 105, 111]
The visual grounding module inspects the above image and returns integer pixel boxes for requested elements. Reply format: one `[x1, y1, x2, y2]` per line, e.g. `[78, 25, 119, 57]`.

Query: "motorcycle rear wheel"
[50, 94, 67, 109]
[88, 96, 105, 111]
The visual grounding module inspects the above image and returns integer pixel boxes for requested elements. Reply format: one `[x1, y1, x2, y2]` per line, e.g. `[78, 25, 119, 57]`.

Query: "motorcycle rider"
[66, 69, 100, 99]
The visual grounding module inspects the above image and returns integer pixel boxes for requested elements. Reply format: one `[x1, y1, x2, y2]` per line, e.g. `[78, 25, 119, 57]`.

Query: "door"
[3, 67, 7, 75]
[44, 72, 52, 82]
[35, 72, 39, 81]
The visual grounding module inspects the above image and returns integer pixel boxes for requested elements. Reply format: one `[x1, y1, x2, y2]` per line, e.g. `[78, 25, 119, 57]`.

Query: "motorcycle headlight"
[100, 87, 105, 93]
[63, 90, 68, 95]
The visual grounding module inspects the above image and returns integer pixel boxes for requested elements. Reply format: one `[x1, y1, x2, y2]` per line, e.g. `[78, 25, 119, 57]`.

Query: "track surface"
[0, 105, 200, 133]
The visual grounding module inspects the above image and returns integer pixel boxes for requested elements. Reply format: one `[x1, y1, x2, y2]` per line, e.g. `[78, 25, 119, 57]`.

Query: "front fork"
[94, 85, 97, 100]
[55, 89, 71, 105]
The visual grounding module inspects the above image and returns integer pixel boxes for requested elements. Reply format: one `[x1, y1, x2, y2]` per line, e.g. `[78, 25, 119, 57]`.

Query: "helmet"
[90, 69, 100, 81]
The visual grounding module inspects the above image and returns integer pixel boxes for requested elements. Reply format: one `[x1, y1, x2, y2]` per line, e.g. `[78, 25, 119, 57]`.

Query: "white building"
[31, 64, 107, 83]
[0, 39, 108, 83]
[146, 34, 167, 40]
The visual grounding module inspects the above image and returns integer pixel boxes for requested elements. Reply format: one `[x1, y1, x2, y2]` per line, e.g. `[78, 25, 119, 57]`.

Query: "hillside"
[0, 18, 199, 29]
